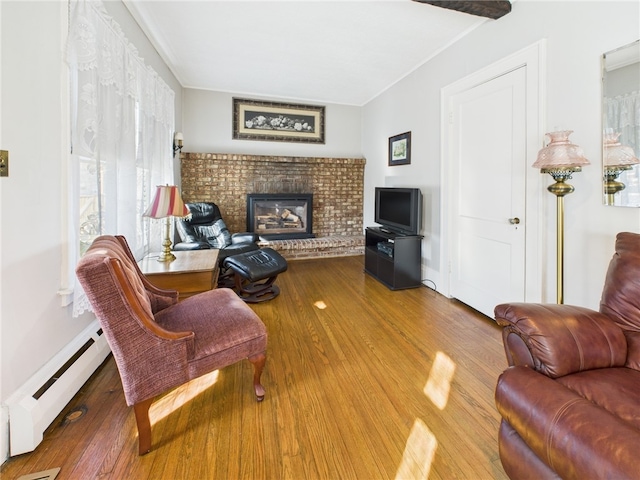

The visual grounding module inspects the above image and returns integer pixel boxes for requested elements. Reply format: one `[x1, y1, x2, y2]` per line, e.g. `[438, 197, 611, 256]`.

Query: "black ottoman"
[223, 248, 288, 303]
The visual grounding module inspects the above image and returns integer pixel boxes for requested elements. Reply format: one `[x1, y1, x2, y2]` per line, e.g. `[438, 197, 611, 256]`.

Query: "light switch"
[0, 150, 8, 177]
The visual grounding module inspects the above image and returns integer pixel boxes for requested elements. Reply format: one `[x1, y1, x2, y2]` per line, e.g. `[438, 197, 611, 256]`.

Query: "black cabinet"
[364, 227, 422, 290]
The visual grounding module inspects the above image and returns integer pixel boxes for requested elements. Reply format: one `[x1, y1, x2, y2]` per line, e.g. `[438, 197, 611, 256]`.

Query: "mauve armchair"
[75, 235, 267, 455]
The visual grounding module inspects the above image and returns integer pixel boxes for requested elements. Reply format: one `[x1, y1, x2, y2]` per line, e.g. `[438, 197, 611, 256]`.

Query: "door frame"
[0, 1, 6, 464]
[440, 40, 547, 308]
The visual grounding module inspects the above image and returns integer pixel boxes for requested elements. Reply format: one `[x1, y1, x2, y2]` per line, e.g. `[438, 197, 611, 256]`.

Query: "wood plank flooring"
[2, 255, 509, 479]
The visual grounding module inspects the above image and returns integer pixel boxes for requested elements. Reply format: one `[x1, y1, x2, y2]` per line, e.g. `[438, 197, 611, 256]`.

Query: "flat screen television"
[374, 187, 422, 236]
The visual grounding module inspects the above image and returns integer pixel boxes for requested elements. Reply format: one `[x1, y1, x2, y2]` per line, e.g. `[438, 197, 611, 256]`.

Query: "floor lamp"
[533, 131, 590, 304]
[143, 185, 190, 262]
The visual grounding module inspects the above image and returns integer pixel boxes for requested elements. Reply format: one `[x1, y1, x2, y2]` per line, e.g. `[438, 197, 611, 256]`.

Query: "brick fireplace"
[180, 153, 366, 259]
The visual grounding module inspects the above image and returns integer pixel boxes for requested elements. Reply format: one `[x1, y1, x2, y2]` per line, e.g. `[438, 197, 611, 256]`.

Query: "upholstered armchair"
[76, 235, 267, 455]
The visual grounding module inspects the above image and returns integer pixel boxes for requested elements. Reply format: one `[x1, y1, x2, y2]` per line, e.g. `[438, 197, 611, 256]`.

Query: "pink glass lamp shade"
[144, 185, 189, 262]
[533, 130, 590, 170]
[533, 130, 590, 198]
[604, 132, 639, 168]
[603, 132, 639, 201]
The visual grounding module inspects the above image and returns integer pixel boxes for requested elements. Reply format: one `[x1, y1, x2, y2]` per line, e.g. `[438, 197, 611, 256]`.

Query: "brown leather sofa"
[494, 232, 640, 480]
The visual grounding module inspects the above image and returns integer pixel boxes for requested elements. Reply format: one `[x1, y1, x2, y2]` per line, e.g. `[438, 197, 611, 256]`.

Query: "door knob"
[509, 217, 520, 225]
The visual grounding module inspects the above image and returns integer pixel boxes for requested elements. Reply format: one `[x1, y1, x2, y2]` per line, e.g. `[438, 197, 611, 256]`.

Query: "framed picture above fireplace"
[233, 98, 325, 144]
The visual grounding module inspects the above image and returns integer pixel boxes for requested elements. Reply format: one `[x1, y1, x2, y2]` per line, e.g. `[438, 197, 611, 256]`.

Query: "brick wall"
[180, 153, 366, 238]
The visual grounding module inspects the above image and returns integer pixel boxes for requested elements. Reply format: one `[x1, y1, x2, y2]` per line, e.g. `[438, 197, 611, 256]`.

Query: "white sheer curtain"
[605, 90, 640, 153]
[605, 91, 640, 206]
[67, 0, 175, 316]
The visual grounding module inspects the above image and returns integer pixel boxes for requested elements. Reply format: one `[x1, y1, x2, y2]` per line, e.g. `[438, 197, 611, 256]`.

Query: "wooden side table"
[138, 249, 220, 300]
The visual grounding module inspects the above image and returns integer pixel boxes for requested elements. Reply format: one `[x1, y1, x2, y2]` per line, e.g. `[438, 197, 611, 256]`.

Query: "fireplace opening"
[247, 193, 315, 240]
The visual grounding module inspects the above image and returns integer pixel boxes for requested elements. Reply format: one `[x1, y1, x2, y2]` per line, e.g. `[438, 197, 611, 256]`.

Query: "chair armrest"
[109, 258, 192, 342]
[146, 287, 178, 313]
[231, 232, 259, 244]
[136, 272, 178, 312]
[494, 303, 628, 377]
[174, 241, 211, 251]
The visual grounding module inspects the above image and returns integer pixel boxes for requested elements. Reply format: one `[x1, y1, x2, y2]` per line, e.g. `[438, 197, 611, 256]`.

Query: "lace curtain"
[67, 0, 175, 316]
[605, 91, 640, 206]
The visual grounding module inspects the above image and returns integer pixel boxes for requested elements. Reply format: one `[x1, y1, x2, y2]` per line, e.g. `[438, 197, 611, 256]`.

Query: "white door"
[448, 67, 527, 317]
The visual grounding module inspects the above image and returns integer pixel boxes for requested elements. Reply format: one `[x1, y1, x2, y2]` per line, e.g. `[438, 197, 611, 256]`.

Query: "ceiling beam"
[413, 1, 512, 20]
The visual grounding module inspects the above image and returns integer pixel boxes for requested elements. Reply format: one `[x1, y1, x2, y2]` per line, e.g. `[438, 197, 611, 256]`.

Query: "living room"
[1, 0, 639, 476]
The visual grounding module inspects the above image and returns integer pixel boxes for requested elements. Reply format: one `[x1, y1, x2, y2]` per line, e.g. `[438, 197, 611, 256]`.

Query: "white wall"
[182, 89, 362, 158]
[0, 0, 181, 463]
[1, 2, 84, 463]
[362, 0, 640, 310]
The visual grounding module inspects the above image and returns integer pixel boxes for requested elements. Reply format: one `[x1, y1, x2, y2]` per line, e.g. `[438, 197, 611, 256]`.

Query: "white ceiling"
[124, 0, 488, 106]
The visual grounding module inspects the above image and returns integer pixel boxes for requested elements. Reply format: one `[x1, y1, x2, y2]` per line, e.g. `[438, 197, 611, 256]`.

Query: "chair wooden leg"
[133, 397, 154, 455]
[248, 353, 266, 401]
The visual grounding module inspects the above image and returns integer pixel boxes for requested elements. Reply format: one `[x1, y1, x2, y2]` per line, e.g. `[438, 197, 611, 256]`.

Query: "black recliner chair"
[174, 201, 260, 270]
[174, 202, 288, 301]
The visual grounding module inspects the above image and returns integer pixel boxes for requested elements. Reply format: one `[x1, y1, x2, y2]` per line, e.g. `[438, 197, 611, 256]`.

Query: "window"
[67, 0, 175, 315]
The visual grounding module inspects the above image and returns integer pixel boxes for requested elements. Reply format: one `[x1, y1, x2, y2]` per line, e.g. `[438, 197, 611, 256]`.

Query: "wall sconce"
[532, 130, 590, 304]
[603, 132, 639, 205]
[173, 132, 184, 158]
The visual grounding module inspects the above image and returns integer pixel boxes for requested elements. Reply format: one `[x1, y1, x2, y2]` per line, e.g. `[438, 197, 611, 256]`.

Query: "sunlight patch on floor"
[149, 370, 220, 424]
[314, 300, 327, 309]
[395, 419, 438, 480]
[423, 351, 456, 410]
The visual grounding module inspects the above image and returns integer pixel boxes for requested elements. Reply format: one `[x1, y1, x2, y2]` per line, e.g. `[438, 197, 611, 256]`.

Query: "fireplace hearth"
[247, 193, 315, 240]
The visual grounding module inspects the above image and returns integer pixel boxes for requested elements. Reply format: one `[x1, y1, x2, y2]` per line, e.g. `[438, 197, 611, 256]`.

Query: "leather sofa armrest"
[174, 241, 211, 251]
[494, 303, 628, 377]
[231, 232, 259, 244]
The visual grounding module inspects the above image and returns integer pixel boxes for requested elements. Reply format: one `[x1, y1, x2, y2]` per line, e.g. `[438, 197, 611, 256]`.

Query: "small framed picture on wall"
[389, 131, 411, 166]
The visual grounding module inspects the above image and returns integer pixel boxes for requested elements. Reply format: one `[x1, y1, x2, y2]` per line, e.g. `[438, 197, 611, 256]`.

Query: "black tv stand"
[364, 227, 422, 290]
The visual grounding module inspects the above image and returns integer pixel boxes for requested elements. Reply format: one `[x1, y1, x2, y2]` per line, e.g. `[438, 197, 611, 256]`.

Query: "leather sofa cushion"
[496, 366, 640, 479]
[556, 367, 640, 429]
[498, 422, 561, 480]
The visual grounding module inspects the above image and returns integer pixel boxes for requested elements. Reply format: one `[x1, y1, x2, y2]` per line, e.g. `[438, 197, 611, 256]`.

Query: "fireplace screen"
[247, 194, 314, 240]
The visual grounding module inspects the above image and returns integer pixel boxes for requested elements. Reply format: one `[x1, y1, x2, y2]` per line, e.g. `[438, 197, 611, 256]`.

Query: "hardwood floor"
[2, 255, 509, 480]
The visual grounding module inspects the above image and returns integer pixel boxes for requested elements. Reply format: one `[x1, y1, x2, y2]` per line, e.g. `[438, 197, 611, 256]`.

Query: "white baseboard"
[0, 404, 8, 466]
[5, 320, 110, 456]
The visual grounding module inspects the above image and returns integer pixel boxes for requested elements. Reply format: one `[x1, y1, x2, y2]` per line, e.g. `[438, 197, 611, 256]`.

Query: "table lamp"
[143, 185, 189, 262]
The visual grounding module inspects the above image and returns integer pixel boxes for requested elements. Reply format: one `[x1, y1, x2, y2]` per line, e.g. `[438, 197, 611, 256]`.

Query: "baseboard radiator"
[5, 320, 110, 456]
